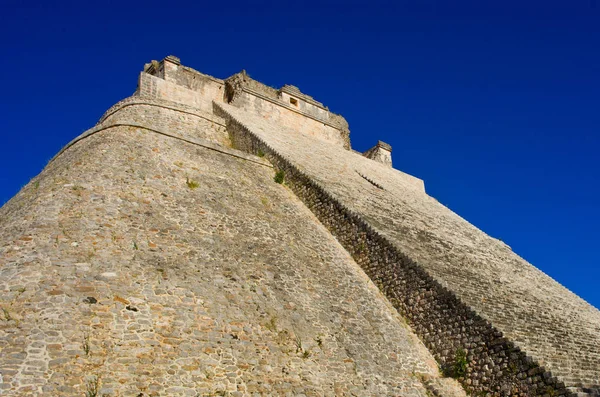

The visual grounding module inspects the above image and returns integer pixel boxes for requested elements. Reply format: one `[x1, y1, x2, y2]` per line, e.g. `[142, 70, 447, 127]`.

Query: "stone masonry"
[0, 57, 466, 396]
[0, 55, 598, 396]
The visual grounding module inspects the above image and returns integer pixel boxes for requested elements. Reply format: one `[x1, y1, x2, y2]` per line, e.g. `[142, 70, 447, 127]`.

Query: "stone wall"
[233, 90, 350, 149]
[224, 71, 280, 103]
[224, 71, 351, 149]
[0, 113, 465, 396]
[140, 56, 351, 149]
[363, 141, 393, 168]
[279, 85, 329, 121]
[98, 96, 229, 147]
[3, 56, 599, 396]
[138, 69, 224, 114]
[215, 101, 600, 396]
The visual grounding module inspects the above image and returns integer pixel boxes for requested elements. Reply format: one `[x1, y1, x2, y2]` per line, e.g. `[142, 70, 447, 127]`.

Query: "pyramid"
[1, 56, 598, 396]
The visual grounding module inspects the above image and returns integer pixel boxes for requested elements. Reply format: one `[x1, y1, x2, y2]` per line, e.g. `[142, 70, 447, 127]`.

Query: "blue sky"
[1, 1, 599, 308]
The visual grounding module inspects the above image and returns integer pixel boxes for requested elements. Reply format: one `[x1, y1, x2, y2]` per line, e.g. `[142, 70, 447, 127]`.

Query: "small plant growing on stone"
[294, 335, 303, 353]
[508, 361, 518, 375]
[71, 185, 85, 197]
[276, 329, 290, 345]
[357, 241, 367, 254]
[86, 250, 96, 261]
[453, 348, 468, 377]
[2, 307, 11, 321]
[186, 177, 200, 189]
[257, 149, 265, 158]
[274, 170, 285, 184]
[132, 241, 138, 250]
[82, 334, 91, 356]
[315, 336, 323, 348]
[15, 287, 26, 300]
[264, 316, 277, 332]
[85, 375, 100, 397]
[302, 350, 311, 359]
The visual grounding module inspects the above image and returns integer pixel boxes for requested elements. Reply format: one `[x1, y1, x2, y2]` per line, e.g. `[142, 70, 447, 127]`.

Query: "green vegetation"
[264, 316, 278, 332]
[186, 177, 200, 189]
[455, 348, 468, 376]
[357, 241, 367, 254]
[315, 336, 323, 348]
[86, 249, 96, 261]
[85, 376, 99, 397]
[257, 149, 265, 158]
[274, 170, 285, 184]
[448, 348, 467, 378]
[82, 334, 91, 356]
[71, 185, 85, 197]
[2, 307, 11, 321]
[294, 335, 303, 353]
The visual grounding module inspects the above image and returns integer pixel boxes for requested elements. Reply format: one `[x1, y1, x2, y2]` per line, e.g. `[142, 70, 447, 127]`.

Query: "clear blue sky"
[1, 1, 599, 308]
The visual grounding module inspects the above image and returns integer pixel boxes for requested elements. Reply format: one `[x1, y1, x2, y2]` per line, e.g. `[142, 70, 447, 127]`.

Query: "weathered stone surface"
[215, 100, 600, 396]
[362, 141, 393, 168]
[3, 54, 598, 396]
[223, 71, 351, 149]
[0, 120, 457, 394]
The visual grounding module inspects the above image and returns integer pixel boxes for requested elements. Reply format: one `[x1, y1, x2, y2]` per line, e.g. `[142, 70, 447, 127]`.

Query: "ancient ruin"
[1, 55, 599, 396]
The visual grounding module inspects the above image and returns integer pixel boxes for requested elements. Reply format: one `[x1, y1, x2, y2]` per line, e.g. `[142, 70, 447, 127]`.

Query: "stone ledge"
[49, 120, 272, 169]
[98, 95, 226, 127]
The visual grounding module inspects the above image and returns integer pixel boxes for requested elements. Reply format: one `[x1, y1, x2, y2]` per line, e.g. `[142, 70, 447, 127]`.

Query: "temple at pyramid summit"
[1, 55, 599, 396]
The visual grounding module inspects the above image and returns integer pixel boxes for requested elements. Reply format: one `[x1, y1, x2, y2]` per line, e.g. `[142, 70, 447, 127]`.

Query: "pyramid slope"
[216, 101, 600, 395]
[0, 121, 462, 395]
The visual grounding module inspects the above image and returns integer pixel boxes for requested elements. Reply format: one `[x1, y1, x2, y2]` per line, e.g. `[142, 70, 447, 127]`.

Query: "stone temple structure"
[1, 55, 599, 396]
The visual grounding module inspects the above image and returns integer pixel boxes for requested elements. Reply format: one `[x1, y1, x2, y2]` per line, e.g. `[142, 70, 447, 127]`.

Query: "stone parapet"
[139, 59, 225, 113]
[224, 71, 351, 149]
[280, 84, 325, 108]
[139, 57, 352, 149]
[363, 140, 393, 167]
